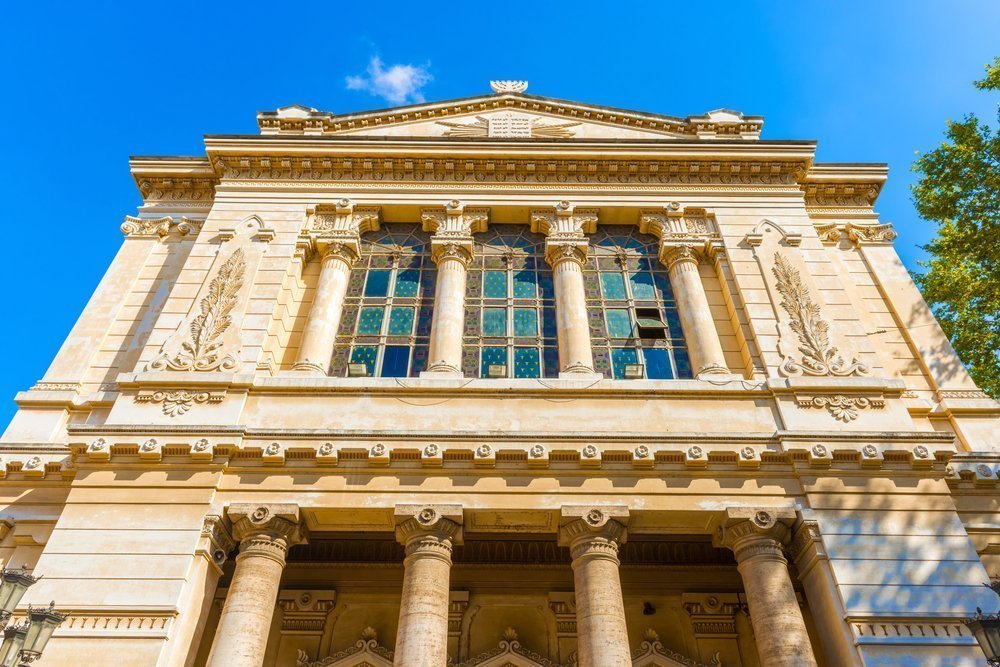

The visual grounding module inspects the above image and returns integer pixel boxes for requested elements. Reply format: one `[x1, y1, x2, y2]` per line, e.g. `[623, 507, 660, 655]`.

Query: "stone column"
[394, 505, 464, 666]
[206, 504, 307, 667]
[293, 243, 357, 373]
[532, 203, 601, 378]
[421, 202, 488, 377]
[715, 508, 818, 667]
[292, 200, 381, 374]
[641, 208, 728, 376]
[558, 506, 631, 667]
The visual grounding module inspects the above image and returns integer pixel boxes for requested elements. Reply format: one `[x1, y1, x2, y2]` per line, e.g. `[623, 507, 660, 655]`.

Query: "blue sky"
[1, 1, 997, 427]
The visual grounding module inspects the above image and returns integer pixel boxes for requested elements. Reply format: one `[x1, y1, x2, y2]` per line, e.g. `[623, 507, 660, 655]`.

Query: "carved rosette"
[227, 504, 307, 565]
[558, 508, 628, 563]
[394, 505, 463, 561]
[200, 515, 236, 567]
[715, 510, 791, 564]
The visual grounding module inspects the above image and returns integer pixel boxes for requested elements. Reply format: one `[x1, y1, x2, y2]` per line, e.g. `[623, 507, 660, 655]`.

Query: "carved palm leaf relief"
[772, 252, 868, 377]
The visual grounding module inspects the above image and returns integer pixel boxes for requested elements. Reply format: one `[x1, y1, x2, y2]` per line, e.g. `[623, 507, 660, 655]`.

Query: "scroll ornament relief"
[772, 252, 868, 377]
[796, 395, 885, 422]
[135, 389, 225, 417]
[150, 249, 246, 372]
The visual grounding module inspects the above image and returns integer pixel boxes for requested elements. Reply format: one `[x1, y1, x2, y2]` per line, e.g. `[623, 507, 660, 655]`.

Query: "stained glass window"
[463, 225, 558, 378]
[585, 226, 692, 380]
[331, 224, 435, 377]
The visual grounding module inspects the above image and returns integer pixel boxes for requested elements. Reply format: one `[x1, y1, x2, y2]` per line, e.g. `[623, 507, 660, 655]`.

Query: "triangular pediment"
[258, 91, 762, 141]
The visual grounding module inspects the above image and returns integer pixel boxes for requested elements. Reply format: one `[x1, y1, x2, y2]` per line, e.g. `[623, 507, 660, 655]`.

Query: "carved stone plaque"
[488, 113, 532, 138]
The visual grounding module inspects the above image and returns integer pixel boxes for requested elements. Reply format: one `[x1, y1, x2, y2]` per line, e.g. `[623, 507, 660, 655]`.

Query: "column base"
[558, 372, 605, 382]
[695, 371, 746, 382]
[419, 370, 466, 380]
[290, 363, 328, 375]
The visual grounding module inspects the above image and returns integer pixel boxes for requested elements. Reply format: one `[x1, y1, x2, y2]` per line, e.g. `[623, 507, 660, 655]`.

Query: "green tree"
[912, 57, 1000, 397]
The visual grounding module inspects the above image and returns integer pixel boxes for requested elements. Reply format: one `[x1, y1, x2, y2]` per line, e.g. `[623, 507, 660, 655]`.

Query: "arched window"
[584, 226, 692, 379]
[462, 225, 559, 378]
[331, 224, 435, 377]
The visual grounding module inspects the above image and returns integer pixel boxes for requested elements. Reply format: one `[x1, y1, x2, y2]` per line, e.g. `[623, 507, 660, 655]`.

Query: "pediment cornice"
[257, 92, 764, 139]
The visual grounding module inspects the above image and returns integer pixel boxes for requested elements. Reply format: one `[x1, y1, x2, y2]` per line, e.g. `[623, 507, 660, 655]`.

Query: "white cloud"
[345, 56, 432, 105]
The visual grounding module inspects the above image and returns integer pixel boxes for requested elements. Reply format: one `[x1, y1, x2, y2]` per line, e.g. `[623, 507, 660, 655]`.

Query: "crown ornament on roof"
[490, 80, 528, 94]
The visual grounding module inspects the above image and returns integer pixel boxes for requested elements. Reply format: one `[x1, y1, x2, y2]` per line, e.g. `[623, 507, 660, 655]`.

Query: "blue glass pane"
[611, 347, 639, 379]
[630, 272, 656, 300]
[480, 346, 507, 377]
[411, 344, 429, 376]
[381, 345, 410, 377]
[644, 347, 674, 379]
[513, 270, 537, 298]
[357, 307, 384, 335]
[541, 307, 558, 338]
[484, 271, 508, 298]
[606, 309, 633, 338]
[364, 269, 391, 297]
[394, 269, 420, 297]
[653, 272, 674, 300]
[674, 347, 693, 378]
[513, 308, 537, 337]
[350, 346, 378, 375]
[543, 345, 559, 378]
[513, 347, 540, 378]
[600, 272, 627, 300]
[665, 309, 684, 339]
[482, 308, 507, 336]
[388, 307, 415, 335]
[538, 273, 555, 300]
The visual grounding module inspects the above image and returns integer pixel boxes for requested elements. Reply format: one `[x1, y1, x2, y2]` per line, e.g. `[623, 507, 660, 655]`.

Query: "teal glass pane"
[381, 345, 410, 377]
[600, 272, 627, 300]
[513, 308, 537, 337]
[482, 308, 507, 336]
[357, 307, 385, 335]
[483, 271, 508, 298]
[606, 309, 633, 338]
[611, 347, 639, 379]
[350, 346, 378, 375]
[630, 272, 657, 300]
[364, 269, 391, 296]
[643, 347, 674, 379]
[512, 270, 536, 298]
[480, 346, 507, 377]
[513, 347, 540, 378]
[387, 306, 415, 335]
[394, 269, 420, 297]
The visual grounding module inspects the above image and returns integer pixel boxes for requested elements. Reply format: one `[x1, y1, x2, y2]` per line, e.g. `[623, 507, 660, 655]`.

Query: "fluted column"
[641, 207, 729, 377]
[421, 202, 489, 377]
[715, 509, 818, 667]
[206, 504, 307, 667]
[394, 505, 464, 666]
[532, 203, 600, 378]
[292, 200, 381, 374]
[294, 243, 356, 373]
[558, 506, 631, 667]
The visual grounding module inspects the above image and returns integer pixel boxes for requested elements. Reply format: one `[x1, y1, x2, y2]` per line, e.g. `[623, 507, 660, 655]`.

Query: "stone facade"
[2, 82, 999, 666]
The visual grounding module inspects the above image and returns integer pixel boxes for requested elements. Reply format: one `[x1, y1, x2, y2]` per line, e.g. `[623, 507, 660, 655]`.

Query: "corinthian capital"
[302, 199, 381, 260]
[394, 504, 464, 558]
[558, 506, 629, 562]
[531, 201, 599, 239]
[227, 503, 307, 563]
[422, 200, 488, 266]
[713, 507, 796, 564]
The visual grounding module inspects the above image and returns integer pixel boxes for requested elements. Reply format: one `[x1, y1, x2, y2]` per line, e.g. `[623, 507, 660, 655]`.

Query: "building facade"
[2, 81, 999, 666]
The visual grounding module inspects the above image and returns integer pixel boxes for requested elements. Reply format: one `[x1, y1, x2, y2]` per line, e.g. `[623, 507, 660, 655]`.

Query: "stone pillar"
[532, 203, 601, 378]
[715, 508, 818, 667]
[206, 504, 307, 667]
[292, 200, 381, 374]
[789, 520, 859, 666]
[421, 202, 488, 377]
[394, 505, 464, 666]
[558, 506, 631, 667]
[640, 207, 729, 377]
[293, 243, 357, 373]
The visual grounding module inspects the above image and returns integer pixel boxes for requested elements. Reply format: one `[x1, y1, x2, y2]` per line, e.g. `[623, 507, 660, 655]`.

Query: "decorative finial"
[490, 80, 528, 94]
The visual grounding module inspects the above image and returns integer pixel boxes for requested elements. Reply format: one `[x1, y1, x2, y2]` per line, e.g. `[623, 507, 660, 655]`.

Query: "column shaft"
[666, 250, 728, 375]
[394, 507, 462, 667]
[426, 250, 469, 374]
[294, 250, 353, 373]
[551, 255, 595, 374]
